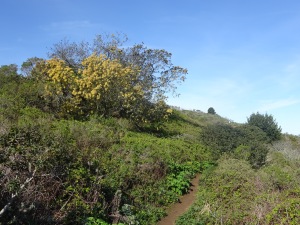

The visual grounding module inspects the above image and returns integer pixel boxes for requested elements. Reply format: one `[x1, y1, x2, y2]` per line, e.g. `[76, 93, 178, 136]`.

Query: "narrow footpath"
[157, 174, 200, 225]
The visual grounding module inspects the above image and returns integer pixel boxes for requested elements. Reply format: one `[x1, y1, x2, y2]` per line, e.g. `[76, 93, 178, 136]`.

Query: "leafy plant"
[247, 112, 282, 141]
[85, 217, 109, 225]
[200, 123, 269, 168]
[266, 198, 300, 224]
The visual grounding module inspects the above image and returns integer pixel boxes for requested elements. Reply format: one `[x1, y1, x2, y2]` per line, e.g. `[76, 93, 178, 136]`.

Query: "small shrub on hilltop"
[207, 107, 216, 115]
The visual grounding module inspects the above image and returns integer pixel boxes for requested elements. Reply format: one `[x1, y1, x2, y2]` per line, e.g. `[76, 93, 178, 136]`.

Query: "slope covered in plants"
[1, 34, 296, 225]
[0, 35, 209, 224]
[176, 134, 300, 225]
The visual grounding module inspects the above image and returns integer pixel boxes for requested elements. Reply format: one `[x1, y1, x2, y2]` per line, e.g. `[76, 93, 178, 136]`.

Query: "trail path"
[157, 173, 200, 225]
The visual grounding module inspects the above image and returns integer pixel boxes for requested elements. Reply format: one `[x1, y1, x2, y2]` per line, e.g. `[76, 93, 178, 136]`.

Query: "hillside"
[2, 103, 299, 225]
[177, 133, 300, 225]
[1, 36, 299, 224]
[0, 103, 213, 224]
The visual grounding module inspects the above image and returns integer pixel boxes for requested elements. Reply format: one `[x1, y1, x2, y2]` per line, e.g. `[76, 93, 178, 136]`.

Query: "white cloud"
[198, 76, 252, 99]
[258, 98, 300, 112]
[272, 58, 300, 89]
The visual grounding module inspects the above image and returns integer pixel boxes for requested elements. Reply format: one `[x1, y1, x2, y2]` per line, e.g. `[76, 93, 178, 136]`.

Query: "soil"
[156, 173, 200, 225]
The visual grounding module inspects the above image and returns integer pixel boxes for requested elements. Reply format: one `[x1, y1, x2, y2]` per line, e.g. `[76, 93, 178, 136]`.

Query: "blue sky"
[1, 0, 300, 134]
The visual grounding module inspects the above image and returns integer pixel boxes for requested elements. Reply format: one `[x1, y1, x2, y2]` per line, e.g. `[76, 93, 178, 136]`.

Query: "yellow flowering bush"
[40, 54, 157, 122]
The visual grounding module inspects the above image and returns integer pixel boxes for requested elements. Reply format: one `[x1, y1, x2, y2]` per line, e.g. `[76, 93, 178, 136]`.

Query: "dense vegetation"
[1, 34, 299, 225]
[177, 136, 300, 225]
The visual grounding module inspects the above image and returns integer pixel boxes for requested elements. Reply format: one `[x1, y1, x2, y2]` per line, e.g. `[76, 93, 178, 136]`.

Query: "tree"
[207, 107, 216, 115]
[44, 34, 187, 124]
[21, 57, 44, 77]
[247, 112, 282, 141]
[0, 64, 20, 89]
[38, 54, 173, 124]
[48, 38, 90, 70]
[39, 55, 135, 115]
[48, 34, 187, 104]
[200, 123, 270, 168]
[0, 64, 47, 121]
[200, 123, 241, 155]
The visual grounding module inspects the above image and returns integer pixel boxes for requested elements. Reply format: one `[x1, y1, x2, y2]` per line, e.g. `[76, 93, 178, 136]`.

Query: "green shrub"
[200, 123, 241, 155]
[247, 112, 282, 141]
[166, 161, 200, 195]
[207, 107, 216, 115]
[200, 123, 269, 168]
[266, 198, 300, 224]
[85, 217, 109, 225]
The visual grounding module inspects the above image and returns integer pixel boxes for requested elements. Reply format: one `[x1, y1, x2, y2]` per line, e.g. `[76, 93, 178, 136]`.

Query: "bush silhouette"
[207, 107, 216, 115]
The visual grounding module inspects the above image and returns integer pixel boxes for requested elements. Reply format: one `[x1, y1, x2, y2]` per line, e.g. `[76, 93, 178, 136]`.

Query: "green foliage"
[167, 173, 190, 195]
[207, 107, 216, 114]
[200, 123, 269, 168]
[247, 112, 282, 141]
[200, 123, 241, 154]
[0, 64, 19, 88]
[85, 217, 109, 225]
[21, 57, 44, 77]
[264, 165, 294, 190]
[262, 151, 300, 191]
[266, 198, 300, 224]
[2, 53, 296, 225]
[0, 64, 24, 121]
[166, 161, 200, 195]
[247, 144, 269, 168]
[85, 216, 126, 225]
[0, 103, 216, 225]
[177, 148, 300, 225]
[232, 143, 269, 169]
[177, 158, 257, 225]
[0, 64, 45, 123]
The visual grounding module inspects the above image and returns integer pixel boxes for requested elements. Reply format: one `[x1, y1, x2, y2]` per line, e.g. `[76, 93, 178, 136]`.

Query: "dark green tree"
[247, 112, 282, 141]
[207, 107, 216, 114]
[200, 123, 269, 168]
[0, 64, 20, 89]
[200, 123, 241, 155]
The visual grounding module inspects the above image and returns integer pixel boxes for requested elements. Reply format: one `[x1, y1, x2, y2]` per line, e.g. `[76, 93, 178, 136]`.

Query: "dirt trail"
[157, 173, 200, 225]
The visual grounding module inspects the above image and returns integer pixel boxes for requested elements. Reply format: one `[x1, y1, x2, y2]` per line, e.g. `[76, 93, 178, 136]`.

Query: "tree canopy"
[207, 107, 216, 115]
[247, 112, 282, 141]
[48, 34, 187, 103]
[25, 34, 188, 124]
